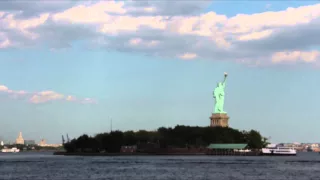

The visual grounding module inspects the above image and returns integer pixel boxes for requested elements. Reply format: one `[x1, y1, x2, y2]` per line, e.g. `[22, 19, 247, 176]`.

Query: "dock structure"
[206, 143, 260, 156]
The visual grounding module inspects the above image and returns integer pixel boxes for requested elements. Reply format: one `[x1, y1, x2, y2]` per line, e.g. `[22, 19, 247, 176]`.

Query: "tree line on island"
[63, 125, 269, 153]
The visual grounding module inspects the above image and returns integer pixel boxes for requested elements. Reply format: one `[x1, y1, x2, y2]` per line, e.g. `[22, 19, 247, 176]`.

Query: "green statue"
[213, 72, 228, 113]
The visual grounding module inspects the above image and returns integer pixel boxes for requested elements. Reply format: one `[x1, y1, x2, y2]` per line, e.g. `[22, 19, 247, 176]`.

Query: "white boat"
[261, 144, 296, 156]
[1, 147, 20, 153]
[234, 149, 251, 152]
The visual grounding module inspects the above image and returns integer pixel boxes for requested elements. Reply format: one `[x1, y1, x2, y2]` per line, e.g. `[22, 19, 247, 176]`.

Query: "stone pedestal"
[210, 113, 229, 127]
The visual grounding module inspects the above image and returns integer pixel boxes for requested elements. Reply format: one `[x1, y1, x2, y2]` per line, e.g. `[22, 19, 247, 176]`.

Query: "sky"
[0, 0, 320, 144]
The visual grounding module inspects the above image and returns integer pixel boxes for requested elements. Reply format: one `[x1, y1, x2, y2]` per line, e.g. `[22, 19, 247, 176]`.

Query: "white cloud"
[0, 84, 95, 104]
[0, 38, 10, 48]
[81, 98, 97, 104]
[2, 13, 49, 40]
[237, 30, 273, 41]
[0, 1, 320, 67]
[143, 7, 155, 13]
[272, 51, 320, 63]
[129, 38, 159, 47]
[66, 95, 76, 101]
[99, 15, 167, 35]
[53, 1, 125, 24]
[178, 53, 197, 60]
[0, 85, 9, 91]
[129, 38, 142, 45]
[30, 91, 64, 104]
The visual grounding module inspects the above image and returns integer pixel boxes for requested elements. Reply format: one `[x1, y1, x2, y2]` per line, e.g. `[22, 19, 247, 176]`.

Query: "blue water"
[0, 152, 320, 180]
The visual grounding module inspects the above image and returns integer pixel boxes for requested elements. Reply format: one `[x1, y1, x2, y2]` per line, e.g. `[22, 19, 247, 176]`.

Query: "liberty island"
[53, 71, 273, 157]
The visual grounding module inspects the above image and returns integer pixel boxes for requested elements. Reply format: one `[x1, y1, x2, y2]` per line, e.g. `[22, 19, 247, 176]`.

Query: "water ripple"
[0, 152, 319, 180]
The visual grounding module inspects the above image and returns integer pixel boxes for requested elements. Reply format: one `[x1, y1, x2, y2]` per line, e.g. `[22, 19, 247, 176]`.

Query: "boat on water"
[1, 147, 20, 153]
[261, 144, 296, 156]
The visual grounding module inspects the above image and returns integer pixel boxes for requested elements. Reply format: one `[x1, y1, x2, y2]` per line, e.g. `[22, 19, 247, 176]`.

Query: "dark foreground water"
[0, 152, 320, 180]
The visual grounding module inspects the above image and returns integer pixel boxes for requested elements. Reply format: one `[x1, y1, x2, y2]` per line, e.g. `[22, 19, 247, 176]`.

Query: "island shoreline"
[53, 151, 267, 156]
[53, 152, 207, 156]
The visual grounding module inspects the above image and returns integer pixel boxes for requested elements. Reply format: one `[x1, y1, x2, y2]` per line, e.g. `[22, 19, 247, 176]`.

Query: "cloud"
[0, 84, 95, 104]
[0, 1, 320, 67]
[272, 51, 320, 63]
[125, 1, 211, 16]
[0, 0, 77, 18]
[66, 95, 76, 102]
[0, 85, 9, 91]
[178, 53, 197, 60]
[52, 1, 126, 23]
[81, 98, 97, 104]
[29, 91, 64, 104]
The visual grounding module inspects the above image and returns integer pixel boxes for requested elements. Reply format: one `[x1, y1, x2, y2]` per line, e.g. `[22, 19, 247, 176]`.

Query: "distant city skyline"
[0, 131, 60, 146]
[1, 1, 320, 143]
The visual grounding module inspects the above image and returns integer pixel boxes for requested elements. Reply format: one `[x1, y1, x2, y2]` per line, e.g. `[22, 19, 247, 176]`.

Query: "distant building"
[24, 140, 36, 146]
[16, 132, 24, 145]
[120, 145, 137, 153]
[39, 139, 46, 146]
[0, 141, 3, 146]
[136, 142, 160, 153]
[311, 144, 319, 148]
[38, 139, 61, 147]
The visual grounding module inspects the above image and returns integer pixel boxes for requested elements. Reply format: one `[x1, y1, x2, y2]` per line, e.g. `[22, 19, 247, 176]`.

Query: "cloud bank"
[0, 84, 95, 104]
[0, 1, 320, 66]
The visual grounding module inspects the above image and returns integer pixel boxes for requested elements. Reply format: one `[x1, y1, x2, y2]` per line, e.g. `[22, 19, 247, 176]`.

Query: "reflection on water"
[0, 152, 320, 180]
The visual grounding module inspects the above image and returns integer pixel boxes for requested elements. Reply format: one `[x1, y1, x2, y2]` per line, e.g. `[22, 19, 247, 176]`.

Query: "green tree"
[245, 130, 266, 149]
[63, 125, 268, 153]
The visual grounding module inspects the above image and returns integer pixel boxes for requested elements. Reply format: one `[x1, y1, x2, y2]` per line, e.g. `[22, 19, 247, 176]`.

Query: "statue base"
[210, 113, 229, 127]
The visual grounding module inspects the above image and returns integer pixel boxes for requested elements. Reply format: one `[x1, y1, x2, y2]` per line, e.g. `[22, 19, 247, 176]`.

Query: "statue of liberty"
[213, 72, 228, 114]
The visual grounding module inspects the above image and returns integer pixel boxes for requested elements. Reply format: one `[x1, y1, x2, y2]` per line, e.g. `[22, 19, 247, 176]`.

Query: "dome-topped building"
[16, 132, 24, 145]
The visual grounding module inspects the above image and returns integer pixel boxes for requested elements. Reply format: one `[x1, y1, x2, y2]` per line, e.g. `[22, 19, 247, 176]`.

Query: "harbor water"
[0, 152, 320, 180]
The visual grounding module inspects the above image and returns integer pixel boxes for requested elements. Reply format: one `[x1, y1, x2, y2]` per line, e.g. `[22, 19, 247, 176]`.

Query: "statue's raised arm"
[222, 72, 228, 87]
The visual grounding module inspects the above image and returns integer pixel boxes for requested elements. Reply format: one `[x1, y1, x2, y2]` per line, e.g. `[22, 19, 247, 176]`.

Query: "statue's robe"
[214, 86, 222, 113]
[214, 82, 226, 113]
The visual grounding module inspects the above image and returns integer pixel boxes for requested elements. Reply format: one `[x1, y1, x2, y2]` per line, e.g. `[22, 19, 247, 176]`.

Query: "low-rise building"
[24, 140, 36, 146]
[120, 145, 137, 153]
[39, 139, 46, 146]
[38, 143, 62, 147]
